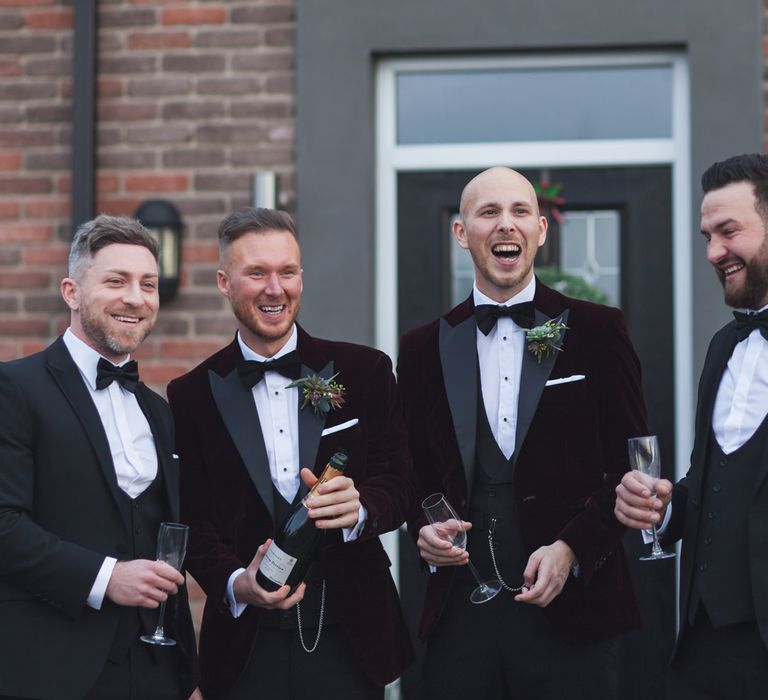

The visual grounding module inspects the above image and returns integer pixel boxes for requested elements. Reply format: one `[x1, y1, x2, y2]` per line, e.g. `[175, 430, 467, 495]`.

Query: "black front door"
[396, 166, 676, 699]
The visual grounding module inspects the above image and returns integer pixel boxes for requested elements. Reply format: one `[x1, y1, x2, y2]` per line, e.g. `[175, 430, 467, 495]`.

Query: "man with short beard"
[167, 207, 414, 700]
[0, 216, 197, 699]
[615, 153, 768, 699]
[398, 167, 649, 700]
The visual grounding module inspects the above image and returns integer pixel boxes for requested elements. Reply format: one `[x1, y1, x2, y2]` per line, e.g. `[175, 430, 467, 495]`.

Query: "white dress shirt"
[63, 328, 158, 609]
[654, 304, 768, 538]
[226, 326, 365, 616]
[474, 276, 537, 459]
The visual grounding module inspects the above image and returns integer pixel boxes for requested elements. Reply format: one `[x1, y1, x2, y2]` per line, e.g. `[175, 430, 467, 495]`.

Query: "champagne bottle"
[256, 449, 348, 593]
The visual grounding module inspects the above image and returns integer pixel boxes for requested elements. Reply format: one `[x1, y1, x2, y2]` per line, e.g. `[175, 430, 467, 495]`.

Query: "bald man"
[398, 167, 649, 699]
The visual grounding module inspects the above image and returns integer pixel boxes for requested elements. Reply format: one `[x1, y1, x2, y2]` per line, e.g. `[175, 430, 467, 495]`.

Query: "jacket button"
[704, 537, 712, 546]
[698, 563, 708, 572]
[707, 511, 718, 520]
[719, 458, 727, 467]
[713, 483, 721, 493]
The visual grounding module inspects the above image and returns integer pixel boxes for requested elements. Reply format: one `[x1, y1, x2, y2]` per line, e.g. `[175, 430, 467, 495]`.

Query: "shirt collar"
[472, 275, 536, 308]
[237, 325, 298, 362]
[735, 302, 768, 315]
[63, 328, 132, 391]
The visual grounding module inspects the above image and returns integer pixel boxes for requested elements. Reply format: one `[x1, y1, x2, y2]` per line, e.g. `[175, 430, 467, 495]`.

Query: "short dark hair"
[68, 215, 159, 280]
[701, 153, 768, 222]
[218, 207, 297, 249]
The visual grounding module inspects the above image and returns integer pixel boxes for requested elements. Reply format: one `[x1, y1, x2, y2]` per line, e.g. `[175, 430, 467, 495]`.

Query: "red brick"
[98, 78, 123, 98]
[97, 102, 157, 122]
[96, 173, 120, 194]
[0, 129, 53, 147]
[139, 364, 189, 384]
[159, 340, 225, 359]
[0, 319, 49, 338]
[162, 6, 226, 26]
[0, 341, 20, 361]
[0, 201, 19, 218]
[23, 244, 69, 265]
[0, 0, 53, 6]
[125, 173, 188, 193]
[0, 152, 21, 170]
[95, 198, 143, 216]
[26, 8, 72, 29]
[0, 271, 50, 289]
[0, 176, 52, 194]
[57, 173, 70, 193]
[0, 59, 22, 76]
[182, 242, 220, 264]
[21, 340, 47, 356]
[0, 249, 20, 265]
[127, 31, 191, 50]
[24, 198, 70, 218]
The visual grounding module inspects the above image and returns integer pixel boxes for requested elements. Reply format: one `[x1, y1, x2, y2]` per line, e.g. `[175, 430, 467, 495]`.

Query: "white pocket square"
[321, 418, 359, 437]
[545, 374, 586, 387]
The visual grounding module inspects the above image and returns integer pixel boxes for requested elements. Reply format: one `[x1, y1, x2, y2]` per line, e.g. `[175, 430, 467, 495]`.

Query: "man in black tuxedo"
[616, 153, 768, 700]
[398, 167, 649, 700]
[167, 208, 414, 700]
[0, 216, 197, 700]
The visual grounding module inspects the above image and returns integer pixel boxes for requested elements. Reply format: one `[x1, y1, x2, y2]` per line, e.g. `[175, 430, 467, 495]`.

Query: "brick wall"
[0, 0, 296, 396]
[1, 0, 296, 632]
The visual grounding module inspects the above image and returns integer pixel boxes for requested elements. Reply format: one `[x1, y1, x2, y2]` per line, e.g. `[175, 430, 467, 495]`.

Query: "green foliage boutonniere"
[525, 319, 568, 364]
[287, 373, 346, 416]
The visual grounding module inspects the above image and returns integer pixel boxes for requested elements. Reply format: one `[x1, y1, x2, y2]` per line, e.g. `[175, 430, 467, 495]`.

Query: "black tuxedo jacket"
[664, 320, 768, 654]
[167, 326, 415, 696]
[0, 338, 197, 700]
[398, 281, 649, 642]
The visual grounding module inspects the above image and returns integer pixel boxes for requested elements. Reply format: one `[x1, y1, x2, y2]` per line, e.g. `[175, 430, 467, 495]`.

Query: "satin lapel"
[439, 315, 478, 490]
[209, 367, 275, 521]
[45, 339, 130, 531]
[297, 361, 333, 500]
[697, 326, 738, 449]
[135, 386, 179, 522]
[514, 308, 570, 465]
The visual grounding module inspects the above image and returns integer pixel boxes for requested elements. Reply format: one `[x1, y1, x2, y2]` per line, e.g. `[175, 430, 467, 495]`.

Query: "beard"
[230, 294, 300, 348]
[719, 235, 768, 309]
[79, 303, 153, 359]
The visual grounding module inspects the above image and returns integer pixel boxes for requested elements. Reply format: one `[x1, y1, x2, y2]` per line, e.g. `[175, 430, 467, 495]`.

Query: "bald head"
[459, 167, 540, 220]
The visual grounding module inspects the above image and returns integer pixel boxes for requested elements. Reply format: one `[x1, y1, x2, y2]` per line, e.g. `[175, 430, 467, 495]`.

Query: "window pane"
[397, 65, 672, 144]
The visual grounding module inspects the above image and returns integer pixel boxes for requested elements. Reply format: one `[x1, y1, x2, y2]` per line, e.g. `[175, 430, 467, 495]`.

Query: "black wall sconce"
[134, 199, 183, 304]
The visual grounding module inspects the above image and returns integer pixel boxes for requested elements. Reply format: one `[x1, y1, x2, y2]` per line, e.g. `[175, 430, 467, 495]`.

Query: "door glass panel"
[560, 210, 621, 306]
[396, 65, 672, 144]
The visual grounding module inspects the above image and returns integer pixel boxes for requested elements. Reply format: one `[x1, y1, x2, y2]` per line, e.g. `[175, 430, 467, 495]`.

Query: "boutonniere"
[525, 319, 568, 363]
[287, 373, 346, 416]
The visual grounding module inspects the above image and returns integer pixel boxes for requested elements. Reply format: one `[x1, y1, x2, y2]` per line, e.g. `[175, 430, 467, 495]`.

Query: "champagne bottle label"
[259, 541, 298, 586]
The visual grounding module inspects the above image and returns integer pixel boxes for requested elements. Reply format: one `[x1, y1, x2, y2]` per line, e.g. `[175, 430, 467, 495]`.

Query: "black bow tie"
[733, 309, 768, 341]
[475, 302, 536, 336]
[96, 358, 139, 393]
[237, 350, 302, 388]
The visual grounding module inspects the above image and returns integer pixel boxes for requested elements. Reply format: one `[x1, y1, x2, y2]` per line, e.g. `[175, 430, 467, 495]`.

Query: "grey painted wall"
[296, 0, 763, 379]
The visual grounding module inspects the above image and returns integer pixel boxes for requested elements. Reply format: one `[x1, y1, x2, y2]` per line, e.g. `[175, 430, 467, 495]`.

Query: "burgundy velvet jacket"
[167, 326, 415, 695]
[398, 281, 649, 643]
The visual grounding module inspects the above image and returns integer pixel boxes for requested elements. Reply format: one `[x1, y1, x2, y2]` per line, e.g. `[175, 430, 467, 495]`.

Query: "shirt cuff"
[87, 557, 117, 610]
[226, 568, 248, 618]
[642, 503, 672, 544]
[342, 504, 367, 542]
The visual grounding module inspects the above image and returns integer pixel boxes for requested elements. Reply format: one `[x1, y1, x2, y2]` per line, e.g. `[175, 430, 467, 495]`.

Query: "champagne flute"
[421, 493, 501, 604]
[627, 435, 675, 561]
[140, 522, 189, 646]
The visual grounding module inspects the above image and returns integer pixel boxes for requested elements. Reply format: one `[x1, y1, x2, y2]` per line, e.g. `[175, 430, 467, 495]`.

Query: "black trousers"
[0, 639, 184, 700]
[423, 580, 620, 700]
[666, 608, 768, 700]
[208, 624, 382, 700]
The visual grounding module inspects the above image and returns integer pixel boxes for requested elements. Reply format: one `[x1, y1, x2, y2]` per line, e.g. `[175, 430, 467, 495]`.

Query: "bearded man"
[616, 153, 768, 700]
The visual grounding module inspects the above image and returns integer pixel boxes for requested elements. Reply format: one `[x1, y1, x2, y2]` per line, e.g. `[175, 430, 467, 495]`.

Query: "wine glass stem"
[153, 600, 167, 637]
[466, 558, 487, 590]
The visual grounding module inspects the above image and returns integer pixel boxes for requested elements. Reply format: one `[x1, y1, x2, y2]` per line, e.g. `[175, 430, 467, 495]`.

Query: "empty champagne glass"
[140, 522, 189, 646]
[627, 436, 675, 561]
[422, 493, 501, 604]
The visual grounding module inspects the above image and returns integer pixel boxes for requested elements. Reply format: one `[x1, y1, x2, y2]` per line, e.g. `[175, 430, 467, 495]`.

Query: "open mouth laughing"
[492, 242, 522, 263]
[259, 304, 286, 316]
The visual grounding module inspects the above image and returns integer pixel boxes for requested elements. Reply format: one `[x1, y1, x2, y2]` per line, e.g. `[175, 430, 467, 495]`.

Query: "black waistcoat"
[688, 415, 768, 627]
[109, 468, 169, 660]
[462, 391, 527, 588]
